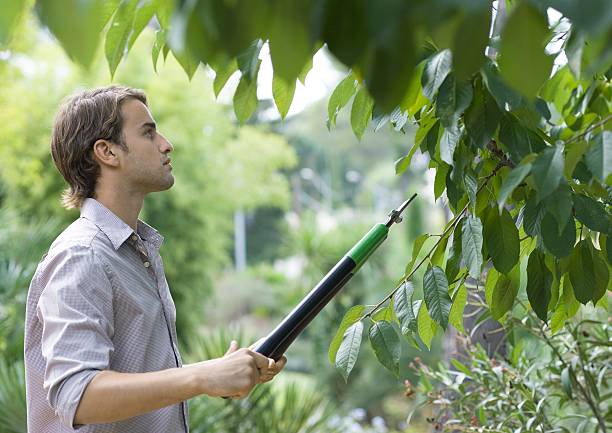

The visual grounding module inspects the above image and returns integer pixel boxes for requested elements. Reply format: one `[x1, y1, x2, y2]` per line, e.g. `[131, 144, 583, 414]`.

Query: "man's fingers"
[270, 356, 287, 373]
[224, 340, 239, 356]
[251, 351, 270, 373]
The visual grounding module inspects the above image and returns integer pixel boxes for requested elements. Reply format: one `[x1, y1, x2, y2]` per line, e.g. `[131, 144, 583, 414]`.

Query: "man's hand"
[246, 338, 288, 385]
[189, 340, 287, 399]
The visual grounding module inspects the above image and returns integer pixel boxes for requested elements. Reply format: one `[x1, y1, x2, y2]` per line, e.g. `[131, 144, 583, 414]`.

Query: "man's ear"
[92, 139, 120, 167]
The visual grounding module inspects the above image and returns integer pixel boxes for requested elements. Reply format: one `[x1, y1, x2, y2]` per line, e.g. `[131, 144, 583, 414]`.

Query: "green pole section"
[346, 223, 389, 269]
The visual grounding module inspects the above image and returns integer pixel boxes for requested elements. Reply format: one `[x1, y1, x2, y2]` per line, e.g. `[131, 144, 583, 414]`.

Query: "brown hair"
[50, 85, 147, 209]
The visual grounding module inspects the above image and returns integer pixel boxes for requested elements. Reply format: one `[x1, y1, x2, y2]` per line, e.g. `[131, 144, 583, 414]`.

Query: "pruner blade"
[385, 193, 417, 227]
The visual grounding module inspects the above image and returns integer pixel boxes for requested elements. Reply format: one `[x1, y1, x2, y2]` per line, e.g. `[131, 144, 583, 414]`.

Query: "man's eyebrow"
[140, 121, 157, 130]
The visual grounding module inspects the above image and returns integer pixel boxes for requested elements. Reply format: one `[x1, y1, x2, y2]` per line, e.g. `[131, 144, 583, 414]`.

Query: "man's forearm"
[74, 366, 200, 425]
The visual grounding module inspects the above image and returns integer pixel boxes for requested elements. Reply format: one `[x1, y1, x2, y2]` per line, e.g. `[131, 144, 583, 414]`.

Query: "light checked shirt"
[24, 198, 189, 432]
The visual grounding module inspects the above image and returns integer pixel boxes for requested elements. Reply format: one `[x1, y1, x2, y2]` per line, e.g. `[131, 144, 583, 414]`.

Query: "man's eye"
[146, 130, 155, 138]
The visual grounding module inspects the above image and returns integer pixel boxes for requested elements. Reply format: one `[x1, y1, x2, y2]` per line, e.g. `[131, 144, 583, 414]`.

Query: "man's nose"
[159, 133, 174, 153]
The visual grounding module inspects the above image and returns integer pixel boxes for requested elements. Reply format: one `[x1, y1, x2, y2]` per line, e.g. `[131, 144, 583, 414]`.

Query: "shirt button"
[144, 261, 151, 268]
[131, 235, 138, 241]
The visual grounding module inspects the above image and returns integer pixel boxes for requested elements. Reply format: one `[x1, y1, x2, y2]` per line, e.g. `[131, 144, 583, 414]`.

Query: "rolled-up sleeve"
[36, 244, 115, 429]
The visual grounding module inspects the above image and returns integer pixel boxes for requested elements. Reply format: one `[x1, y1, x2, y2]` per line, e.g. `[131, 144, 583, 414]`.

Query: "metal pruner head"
[385, 193, 417, 227]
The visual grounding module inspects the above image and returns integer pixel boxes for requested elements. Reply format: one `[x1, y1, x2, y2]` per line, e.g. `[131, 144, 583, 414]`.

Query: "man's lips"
[163, 158, 171, 166]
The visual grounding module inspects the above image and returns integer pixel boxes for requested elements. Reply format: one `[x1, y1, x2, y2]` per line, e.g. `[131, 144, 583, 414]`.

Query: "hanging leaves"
[393, 282, 418, 334]
[335, 321, 364, 382]
[350, 87, 375, 140]
[449, 284, 467, 333]
[526, 250, 552, 322]
[531, 144, 565, 202]
[491, 265, 520, 320]
[369, 321, 401, 377]
[421, 49, 452, 100]
[569, 239, 609, 305]
[484, 208, 520, 274]
[498, 2, 554, 99]
[423, 266, 452, 330]
[329, 305, 366, 364]
[327, 73, 357, 130]
[497, 162, 532, 211]
[462, 215, 484, 279]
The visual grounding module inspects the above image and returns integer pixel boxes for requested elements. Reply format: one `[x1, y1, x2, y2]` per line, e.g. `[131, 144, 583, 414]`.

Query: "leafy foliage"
[410, 312, 611, 433]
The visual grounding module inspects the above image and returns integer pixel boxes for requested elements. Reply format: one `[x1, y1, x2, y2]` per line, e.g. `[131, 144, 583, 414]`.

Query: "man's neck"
[94, 188, 144, 231]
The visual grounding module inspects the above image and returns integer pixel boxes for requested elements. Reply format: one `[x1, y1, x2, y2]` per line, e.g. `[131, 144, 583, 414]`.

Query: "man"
[24, 85, 286, 432]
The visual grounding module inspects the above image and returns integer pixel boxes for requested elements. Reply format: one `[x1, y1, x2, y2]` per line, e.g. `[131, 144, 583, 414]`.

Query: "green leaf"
[298, 55, 313, 84]
[36, 0, 107, 68]
[405, 234, 429, 276]
[449, 284, 467, 333]
[541, 213, 576, 258]
[526, 250, 552, 322]
[430, 235, 449, 268]
[369, 321, 400, 377]
[329, 305, 366, 364]
[393, 282, 418, 334]
[395, 153, 412, 175]
[485, 208, 519, 274]
[335, 321, 364, 382]
[523, 190, 546, 237]
[498, 115, 545, 164]
[564, 140, 590, 178]
[127, 0, 156, 52]
[569, 239, 609, 305]
[464, 77, 502, 148]
[421, 49, 452, 100]
[435, 74, 473, 128]
[452, 8, 491, 81]
[233, 61, 261, 124]
[550, 277, 580, 333]
[601, 234, 612, 265]
[561, 367, 573, 399]
[366, 23, 417, 112]
[584, 131, 612, 183]
[417, 302, 437, 350]
[423, 266, 452, 330]
[462, 215, 484, 279]
[434, 163, 450, 200]
[531, 144, 564, 202]
[445, 220, 463, 282]
[481, 60, 522, 110]
[371, 303, 395, 322]
[485, 267, 500, 308]
[491, 265, 520, 320]
[154, 0, 173, 28]
[172, 47, 199, 80]
[237, 39, 263, 80]
[272, 75, 296, 119]
[350, 87, 375, 140]
[0, 0, 29, 46]
[440, 125, 462, 165]
[268, 1, 314, 85]
[498, 3, 554, 99]
[544, 184, 573, 235]
[213, 60, 237, 98]
[573, 194, 611, 234]
[152, 29, 165, 73]
[327, 73, 357, 129]
[105, 0, 138, 78]
[498, 162, 532, 212]
[464, 172, 478, 214]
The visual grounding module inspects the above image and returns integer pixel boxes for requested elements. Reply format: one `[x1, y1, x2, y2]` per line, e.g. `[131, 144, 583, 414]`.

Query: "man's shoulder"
[42, 217, 114, 264]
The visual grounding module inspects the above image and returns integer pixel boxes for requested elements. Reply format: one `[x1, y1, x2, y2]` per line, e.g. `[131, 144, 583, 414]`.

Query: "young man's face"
[117, 98, 175, 193]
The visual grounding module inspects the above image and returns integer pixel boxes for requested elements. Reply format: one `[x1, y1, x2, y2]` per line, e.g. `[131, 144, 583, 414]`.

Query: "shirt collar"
[80, 198, 164, 250]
